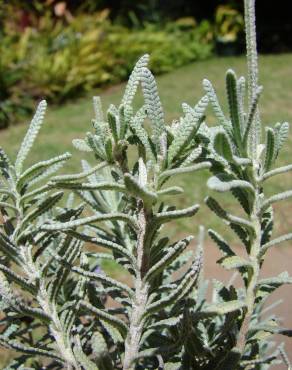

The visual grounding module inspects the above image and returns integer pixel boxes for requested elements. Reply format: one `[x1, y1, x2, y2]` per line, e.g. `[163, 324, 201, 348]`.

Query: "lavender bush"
[0, 0, 291, 368]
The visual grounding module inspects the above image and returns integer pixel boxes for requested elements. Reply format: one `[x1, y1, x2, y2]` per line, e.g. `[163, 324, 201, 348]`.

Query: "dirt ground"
[204, 242, 292, 369]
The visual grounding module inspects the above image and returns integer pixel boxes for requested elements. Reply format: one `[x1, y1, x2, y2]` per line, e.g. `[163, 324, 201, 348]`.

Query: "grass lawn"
[1, 53, 292, 365]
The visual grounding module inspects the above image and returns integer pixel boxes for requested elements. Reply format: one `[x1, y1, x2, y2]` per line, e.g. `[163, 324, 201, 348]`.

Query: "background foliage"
[0, 2, 213, 128]
[1, 0, 292, 128]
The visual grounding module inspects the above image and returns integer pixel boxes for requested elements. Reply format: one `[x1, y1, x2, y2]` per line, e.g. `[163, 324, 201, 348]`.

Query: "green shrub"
[111, 21, 213, 75]
[0, 10, 213, 128]
[214, 4, 244, 43]
[1, 0, 291, 368]
[0, 31, 34, 129]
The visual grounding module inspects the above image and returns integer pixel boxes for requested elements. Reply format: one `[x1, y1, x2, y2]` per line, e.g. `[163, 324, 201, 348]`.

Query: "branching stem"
[123, 203, 150, 369]
[236, 186, 261, 354]
[235, 0, 263, 355]
[37, 284, 79, 369]
[21, 245, 79, 369]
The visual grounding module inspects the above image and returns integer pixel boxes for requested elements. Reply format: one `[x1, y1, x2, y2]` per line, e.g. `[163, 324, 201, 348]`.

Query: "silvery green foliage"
[1, 0, 292, 368]
[0, 54, 214, 369]
[199, 0, 292, 367]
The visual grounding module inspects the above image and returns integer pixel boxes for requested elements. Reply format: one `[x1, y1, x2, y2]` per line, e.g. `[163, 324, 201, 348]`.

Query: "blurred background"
[1, 0, 292, 129]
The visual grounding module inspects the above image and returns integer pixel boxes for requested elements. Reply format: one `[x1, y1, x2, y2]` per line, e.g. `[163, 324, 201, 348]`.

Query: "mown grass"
[1, 53, 292, 366]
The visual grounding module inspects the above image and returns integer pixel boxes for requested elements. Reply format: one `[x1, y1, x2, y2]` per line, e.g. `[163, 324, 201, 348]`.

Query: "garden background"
[1, 0, 292, 367]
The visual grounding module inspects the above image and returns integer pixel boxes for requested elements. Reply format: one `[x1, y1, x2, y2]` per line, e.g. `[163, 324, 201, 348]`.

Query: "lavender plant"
[0, 0, 291, 369]
[201, 0, 292, 366]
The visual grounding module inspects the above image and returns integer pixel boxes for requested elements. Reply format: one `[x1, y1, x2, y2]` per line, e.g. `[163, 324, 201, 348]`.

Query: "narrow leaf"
[168, 96, 208, 162]
[155, 204, 200, 225]
[122, 54, 149, 107]
[80, 300, 128, 337]
[202, 79, 231, 134]
[159, 162, 211, 181]
[226, 70, 243, 152]
[204, 300, 246, 315]
[15, 100, 47, 174]
[213, 131, 233, 162]
[243, 86, 263, 148]
[208, 229, 235, 256]
[220, 256, 252, 270]
[144, 237, 192, 282]
[207, 176, 254, 193]
[42, 212, 137, 231]
[263, 127, 275, 172]
[16, 153, 71, 190]
[141, 67, 165, 148]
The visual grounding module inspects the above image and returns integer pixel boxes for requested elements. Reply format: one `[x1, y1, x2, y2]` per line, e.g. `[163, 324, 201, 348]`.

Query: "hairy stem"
[244, 0, 258, 105]
[236, 187, 261, 354]
[123, 203, 150, 369]
[236, 2, 263, 352]
[244, 0, 261, 156]
[37, 284, 79, 369]
[12, 188, 78, 368]
[21, 248, 78, 369]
